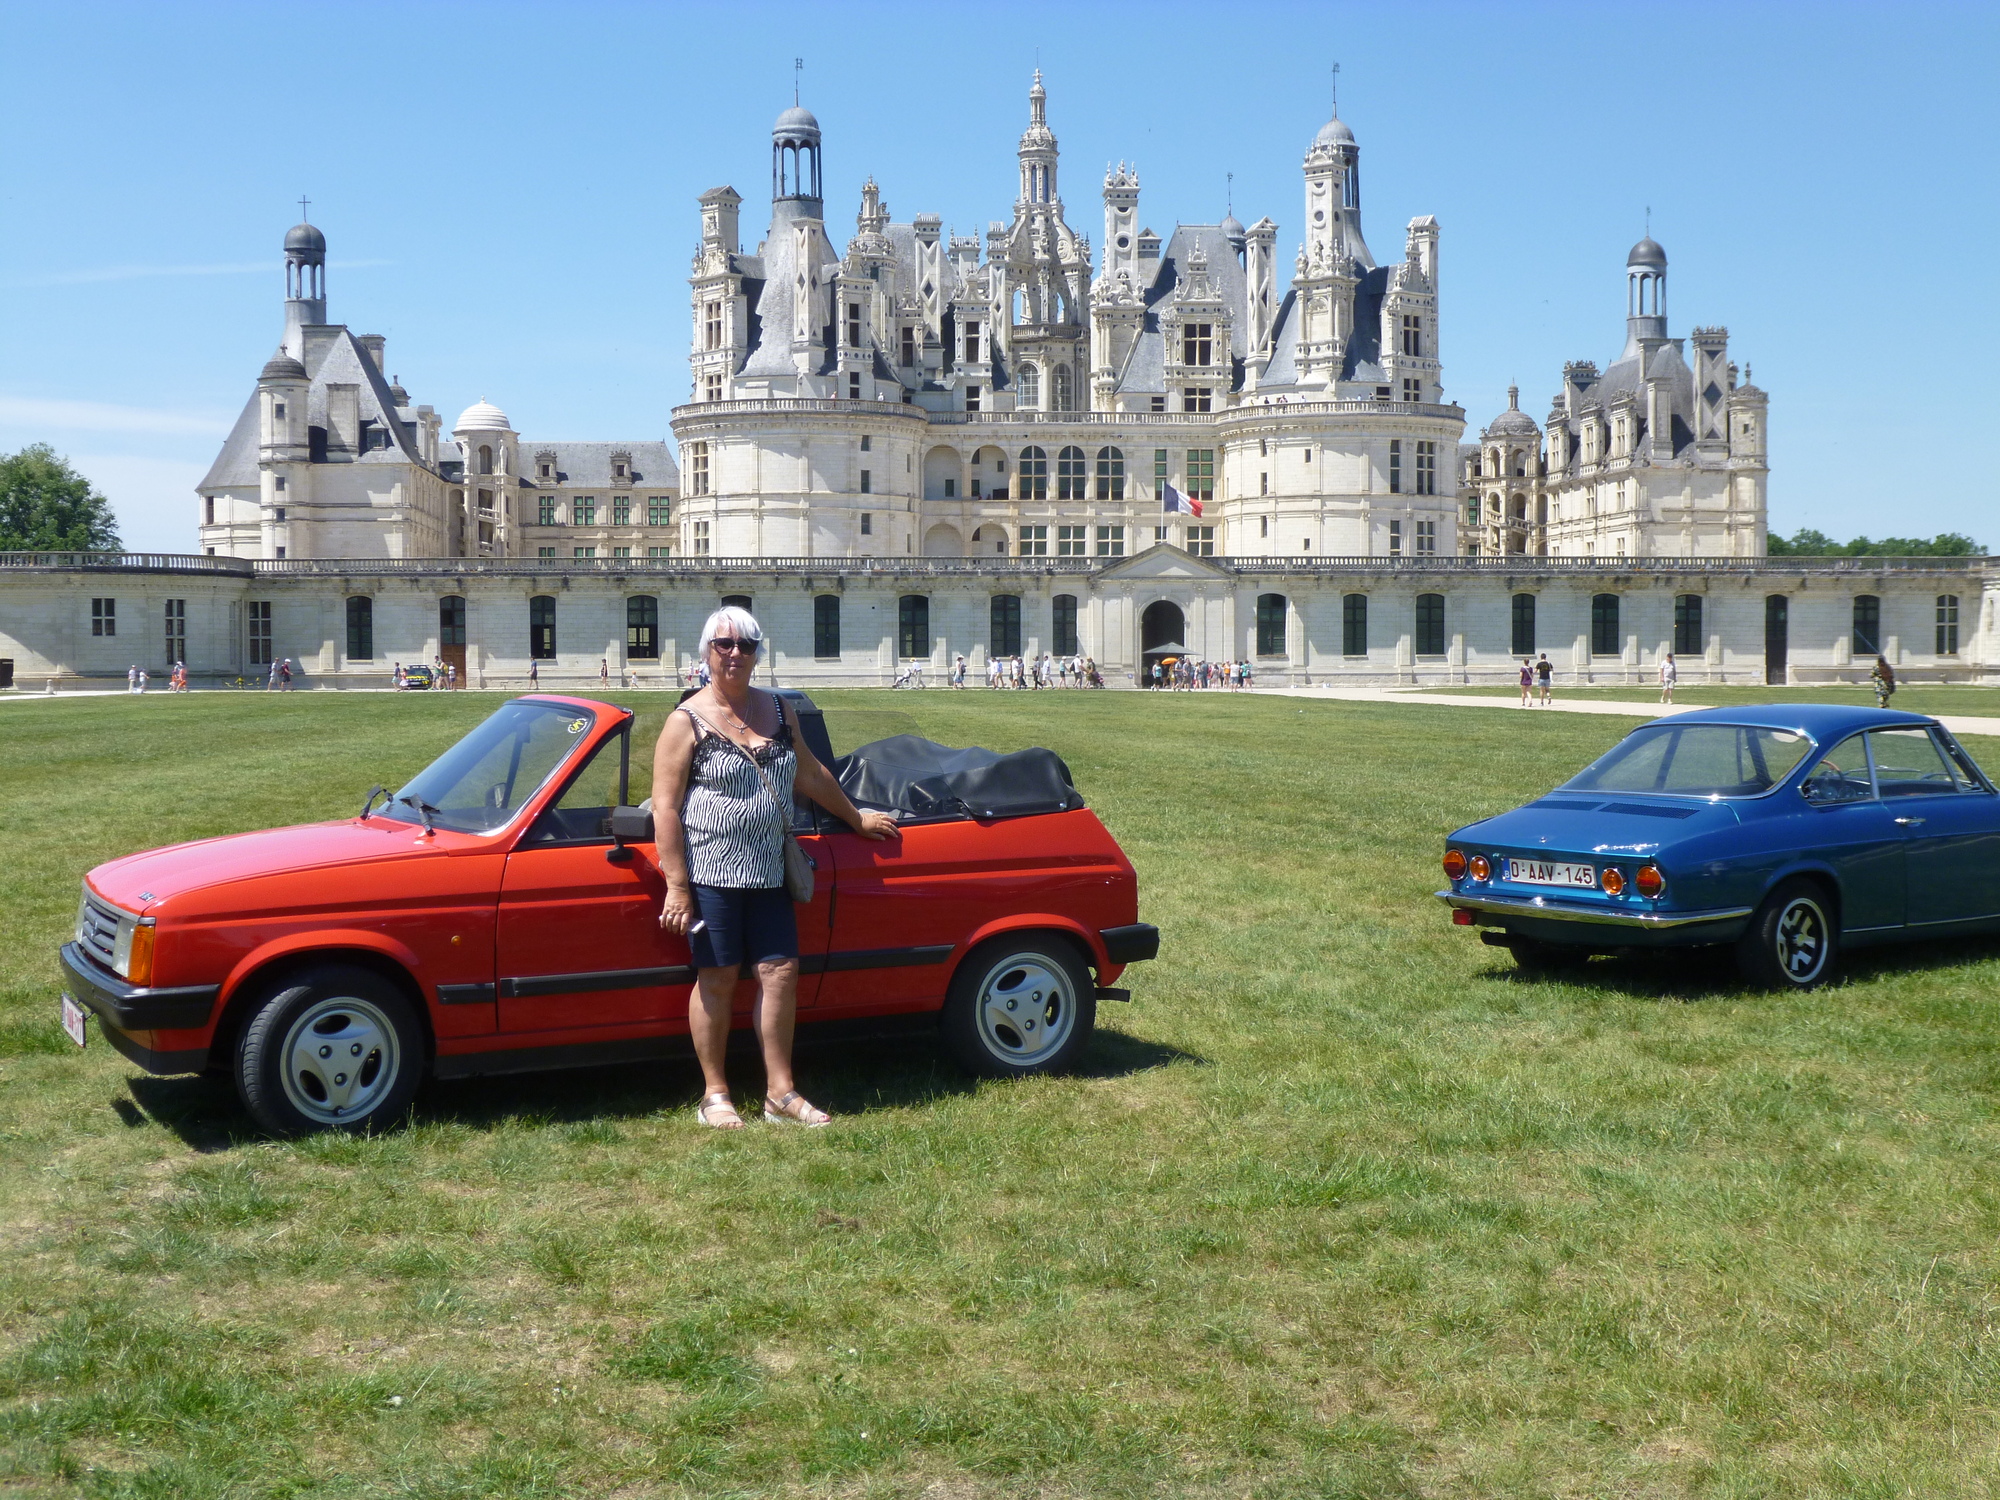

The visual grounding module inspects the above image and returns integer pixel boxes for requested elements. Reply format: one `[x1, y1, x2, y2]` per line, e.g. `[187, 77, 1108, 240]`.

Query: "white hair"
[697, 604, 764, 660]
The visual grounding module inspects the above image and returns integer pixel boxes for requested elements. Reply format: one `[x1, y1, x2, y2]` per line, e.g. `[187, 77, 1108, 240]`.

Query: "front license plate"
[60, 993, 87, 1049]
[1505, 858, 1599, 890]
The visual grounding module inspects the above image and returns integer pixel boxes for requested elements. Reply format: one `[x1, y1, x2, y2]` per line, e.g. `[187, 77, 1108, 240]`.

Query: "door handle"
[1894, 816, 1927, 827]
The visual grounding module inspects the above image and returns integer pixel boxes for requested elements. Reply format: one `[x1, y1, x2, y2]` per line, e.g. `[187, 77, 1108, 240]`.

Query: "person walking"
[127, 665, 139, 694]
[654, 606, 900, 1130]
[1519, 658, 1534, 707]
[136, 667, 148, 693]
[1659, 652, 1678, 704]
[528, 659, 540, 688]
[280, 658, 294, 690]
[952, 654, 966, 689]
[599, 659, 610, 686]
[1535, 653, 1553, 706]
[266, 659, 280, 691]
[446, 662, 458, 691]
[1871, 654, 1896, 709]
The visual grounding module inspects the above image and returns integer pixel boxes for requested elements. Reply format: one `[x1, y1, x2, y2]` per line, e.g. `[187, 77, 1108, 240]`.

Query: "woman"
[1871, 654, 1896, 708]
[654, 606, 900, 1129]
[1519, 658, 1534, 707]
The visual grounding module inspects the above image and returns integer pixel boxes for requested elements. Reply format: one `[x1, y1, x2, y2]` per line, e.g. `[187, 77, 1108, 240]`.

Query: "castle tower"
[1623, 235, 1668, 356]
[281, 218, 326, 359]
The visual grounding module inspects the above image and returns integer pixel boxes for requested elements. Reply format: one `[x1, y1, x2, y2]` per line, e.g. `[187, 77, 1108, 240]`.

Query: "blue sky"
[2, 0, 1994, 553]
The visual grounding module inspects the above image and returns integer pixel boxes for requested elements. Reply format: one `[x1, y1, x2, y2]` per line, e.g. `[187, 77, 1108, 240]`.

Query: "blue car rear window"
[1563, 724, 1813, 799]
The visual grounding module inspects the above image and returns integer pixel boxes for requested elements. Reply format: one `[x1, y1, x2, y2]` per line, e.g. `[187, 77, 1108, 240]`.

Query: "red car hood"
[88, 817, 485, 916]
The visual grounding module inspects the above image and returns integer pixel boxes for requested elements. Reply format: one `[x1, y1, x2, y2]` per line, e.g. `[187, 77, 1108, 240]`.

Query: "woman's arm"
[779, 696, 899, 842]
[653, 710, 700, 931]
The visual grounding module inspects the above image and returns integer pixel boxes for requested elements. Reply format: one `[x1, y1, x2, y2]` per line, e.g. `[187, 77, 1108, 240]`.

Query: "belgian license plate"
[1506, 858, 1598, 890]
[60, 993, 87, 1049]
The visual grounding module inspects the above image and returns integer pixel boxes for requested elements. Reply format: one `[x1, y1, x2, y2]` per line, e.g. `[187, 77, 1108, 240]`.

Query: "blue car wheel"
[1736, 878, 1838, 991]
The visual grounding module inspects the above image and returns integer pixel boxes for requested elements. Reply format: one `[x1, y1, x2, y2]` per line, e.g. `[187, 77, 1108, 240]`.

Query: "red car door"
[496, 730, 834, 1035]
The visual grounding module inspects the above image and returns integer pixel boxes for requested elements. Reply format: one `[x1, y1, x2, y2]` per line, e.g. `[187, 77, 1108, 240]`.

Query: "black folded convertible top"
[836, 735, 1083, 820]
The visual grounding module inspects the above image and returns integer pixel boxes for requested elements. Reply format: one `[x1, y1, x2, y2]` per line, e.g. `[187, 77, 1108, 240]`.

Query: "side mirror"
[606, 804, 655, 864]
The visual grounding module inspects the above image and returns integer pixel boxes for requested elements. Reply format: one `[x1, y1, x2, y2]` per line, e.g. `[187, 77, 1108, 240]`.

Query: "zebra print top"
[679, 705, 796, 889]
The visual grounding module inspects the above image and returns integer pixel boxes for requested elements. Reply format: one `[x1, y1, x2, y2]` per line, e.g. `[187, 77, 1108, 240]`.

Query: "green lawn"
[6, 690, 2000, 1496]
[1422, 682, 2000, 721]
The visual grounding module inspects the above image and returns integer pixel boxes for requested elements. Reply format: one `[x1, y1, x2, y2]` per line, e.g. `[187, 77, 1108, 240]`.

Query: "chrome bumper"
[1435, 890, 1754, 931]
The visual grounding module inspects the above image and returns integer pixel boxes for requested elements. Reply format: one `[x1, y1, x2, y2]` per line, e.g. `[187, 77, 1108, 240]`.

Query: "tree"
[0, 445, 121, 552]
[1766, 527, 1983, 558]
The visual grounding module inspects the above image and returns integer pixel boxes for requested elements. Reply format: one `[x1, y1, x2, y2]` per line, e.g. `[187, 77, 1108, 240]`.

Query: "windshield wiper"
[395, 793, 439, 835]
[359, 785, 386, 820]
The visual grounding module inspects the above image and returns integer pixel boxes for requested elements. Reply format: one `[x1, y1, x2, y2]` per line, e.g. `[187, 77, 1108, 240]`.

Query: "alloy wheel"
[278, 996, 402, 1126]
[974, 955, 1077, 1064]
[1774, 897, 1828, 983]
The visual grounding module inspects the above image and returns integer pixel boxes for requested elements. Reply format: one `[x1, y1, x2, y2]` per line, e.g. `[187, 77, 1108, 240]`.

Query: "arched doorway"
[1140, 600, 1187, 687]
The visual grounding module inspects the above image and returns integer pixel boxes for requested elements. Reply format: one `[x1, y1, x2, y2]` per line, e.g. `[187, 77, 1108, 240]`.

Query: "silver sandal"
[763, 1090, 830, 1128]
[695, 1092, 744, 1129]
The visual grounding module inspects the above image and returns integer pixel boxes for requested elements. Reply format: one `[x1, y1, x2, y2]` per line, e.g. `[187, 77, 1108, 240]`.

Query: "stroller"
[892, 662, 928, 690]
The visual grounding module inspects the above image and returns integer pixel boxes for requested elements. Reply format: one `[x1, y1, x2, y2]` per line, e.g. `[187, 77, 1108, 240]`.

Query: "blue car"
[1438, 705, 2000, 989]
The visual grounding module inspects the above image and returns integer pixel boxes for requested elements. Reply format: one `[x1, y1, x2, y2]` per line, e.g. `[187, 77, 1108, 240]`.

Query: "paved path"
[1260, 685, 2000, 740]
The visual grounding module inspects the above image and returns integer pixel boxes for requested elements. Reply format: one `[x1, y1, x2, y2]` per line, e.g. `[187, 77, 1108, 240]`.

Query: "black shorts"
[689, 884, 798, 970]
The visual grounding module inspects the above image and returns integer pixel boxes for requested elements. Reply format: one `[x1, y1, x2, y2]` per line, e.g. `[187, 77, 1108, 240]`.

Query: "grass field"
[1421, 682, 2000, 722]
[7, 689, 2000, 1497]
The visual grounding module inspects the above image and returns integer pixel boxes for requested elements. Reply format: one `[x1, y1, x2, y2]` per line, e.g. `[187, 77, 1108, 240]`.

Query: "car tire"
[1509, 939, 1590, 976]
[941, 935, 1097, 1078]
[1735, 878, 1839, 991]
[236, 964, 425, 1136]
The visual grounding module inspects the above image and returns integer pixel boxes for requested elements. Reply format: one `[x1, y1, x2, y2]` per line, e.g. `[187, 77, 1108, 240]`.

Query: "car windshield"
[381, 700, 596, 833]
[1561, 723, 1814, 799]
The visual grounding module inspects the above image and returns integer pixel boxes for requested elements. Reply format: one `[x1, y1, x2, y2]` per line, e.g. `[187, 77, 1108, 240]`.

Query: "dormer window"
[610, 452, 632, 483]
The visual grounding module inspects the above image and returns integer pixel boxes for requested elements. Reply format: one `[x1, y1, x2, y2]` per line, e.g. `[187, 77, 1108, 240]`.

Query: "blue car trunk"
[1455, 795, 1744, 914]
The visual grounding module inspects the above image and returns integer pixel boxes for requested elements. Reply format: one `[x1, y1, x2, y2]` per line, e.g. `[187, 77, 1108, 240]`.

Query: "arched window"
[1415, 594, 1446, 657]
[1342, 594, 1368, 657]
[1017, 364, 1040, 409]
[1094, 447, 1125, 500]
[626, 595, 659, 659]
[1591, 594, 1620, 657]
[345, 596, 373, 661]
[898, 595, 930, 659]
[529, 596, 557, 660]
[814, 594, 841, 658]
[1056, 445, 1087, 500]
[1673, 594, 1703, 656]
[1256, 594, 1288, 657]
[1852, 595, 1881, 655]
[1938, 595, 1961, 656]
[439, 595, 466, 649]
[1511, 593, 1536, 657]
[1016, 446, 1048, 500]
[1053, 364, 1073, 410]
[1052, 594, 1079, 656]
[478, 444, 493, 475]
[990, 595, 1021, 657]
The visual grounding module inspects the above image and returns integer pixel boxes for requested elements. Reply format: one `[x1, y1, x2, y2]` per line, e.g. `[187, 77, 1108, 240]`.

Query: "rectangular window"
[1156, 525, 1169, 541]
[1674, 594, 1704, 656]
[1403, 377, 1422, 402]
[612, 496, 630, 526]
[989, 595, 1021, 657]
[1094, 447, 1125, 500]
[1416, 440, 1437, 496]
[90, 597, 115, 637]
[1018, 524, 1048, 556]
[1057, 524, 1088, 557]
[1154, 449, 1168, 496]
[205, 496, 215, 525]
[901, 326, 916, 365]
[944, 478, 956, 497]
[1150, 396, 1166, 413]
[274, 507, 286, 523]
[1187, 525, 1215, 557]
[846, 303, 862, 347]
[1342, 593, 1368, 656]
[1512, 593, 1537, 656]
[1185, 449, 1214, 502]
[273, 474, 286, 491]
[1053, 594, 1079, 655]
[1415, 594, 1445, 656]
[626, 595, 659, 658]
[1388, 519, 1402, 556]
[538, 546, 556, 558]
[704, 374, 722, 402]
[1852, 595, 1881, 655]
[573, 496, 597, 526]
[860, 469, 871, 494]
[1416, 519, 1437, 555]
[1592, 593, 1621, 657]
[612, 545, 631, 557]
[1095, 524, 1124, 557]
[897, 595, 930, 659]
[964, 385, 980, 412]
[573, 546, 596, 559]
[1181, 322, 1212, 367]
[1388, 440, 1402, 493]
[163, 598, 186, 663]
[247, 601, 272, 665]
[687, 441, 710, 496]
[861, 513, 873, 536]
[964, 321, 981, 363]
[1256, 594, 1287, 656]
[538, 496, 558, 525]
[1260, 471, 1269, 496]
[693, 520, 710, 555]
[1182, 387, 1212, 413]
[647, 545, 671, 558]
[814, 594, 841, 658]
[704, 301, 722, 350]
[648, 496, 671, 526]
[529, 596, 556, 660]
[1260, 516, 1269, 538]
[345, 596, 373, 661]
[1938, 594, 1961, 656]
[848, 373, 862, 399]
[860, 434, 871, 451]
[1401, 314, 1422, 357]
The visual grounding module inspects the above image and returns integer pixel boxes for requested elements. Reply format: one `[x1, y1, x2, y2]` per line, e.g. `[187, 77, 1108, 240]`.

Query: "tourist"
[266, 659, 280, 691]
[136, 667, 148, 693]
[1535, 653, 1553, 705]
[1871, 655, 1896, 708]
[1519, 658, 1534, 707]
[952, 654, 966, 688]
[446, 662, 458, 690]
[127, 665, 138, 694]
[599, 658, 610, 686]
[528, 659, 539, 688]
[279, 658, 294, 690]
[1659, 652, 1677, 704]
[652, 605, 899, 1130]
[392, 661, 404, 690]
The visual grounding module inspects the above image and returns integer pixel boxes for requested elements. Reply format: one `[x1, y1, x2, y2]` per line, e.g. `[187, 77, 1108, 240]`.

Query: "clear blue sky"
[2, 0, 1994, 553]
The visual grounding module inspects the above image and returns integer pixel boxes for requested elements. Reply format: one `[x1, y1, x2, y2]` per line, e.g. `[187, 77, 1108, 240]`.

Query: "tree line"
[1766, 527, 1983, 558]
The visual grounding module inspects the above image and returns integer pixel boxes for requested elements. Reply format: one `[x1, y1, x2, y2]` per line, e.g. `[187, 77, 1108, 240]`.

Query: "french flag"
[1161, 481, 1203, 518]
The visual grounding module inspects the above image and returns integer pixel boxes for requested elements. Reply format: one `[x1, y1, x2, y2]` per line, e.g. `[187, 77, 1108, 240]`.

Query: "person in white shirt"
[1659, 652, 1678, 704]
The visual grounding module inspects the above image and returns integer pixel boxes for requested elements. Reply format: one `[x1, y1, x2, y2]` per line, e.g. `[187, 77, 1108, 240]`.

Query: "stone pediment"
[1094, 544, 1232, 581]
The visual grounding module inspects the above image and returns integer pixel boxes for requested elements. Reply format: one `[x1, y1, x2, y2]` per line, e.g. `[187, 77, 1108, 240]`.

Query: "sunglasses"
[709, 638, 759, 654]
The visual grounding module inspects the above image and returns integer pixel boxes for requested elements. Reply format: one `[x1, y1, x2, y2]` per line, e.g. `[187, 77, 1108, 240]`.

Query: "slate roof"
[519, 441, 678, 491]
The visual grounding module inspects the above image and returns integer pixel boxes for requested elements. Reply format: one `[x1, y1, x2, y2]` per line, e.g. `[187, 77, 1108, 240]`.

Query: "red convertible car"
[58, 693, 1157, 1135]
